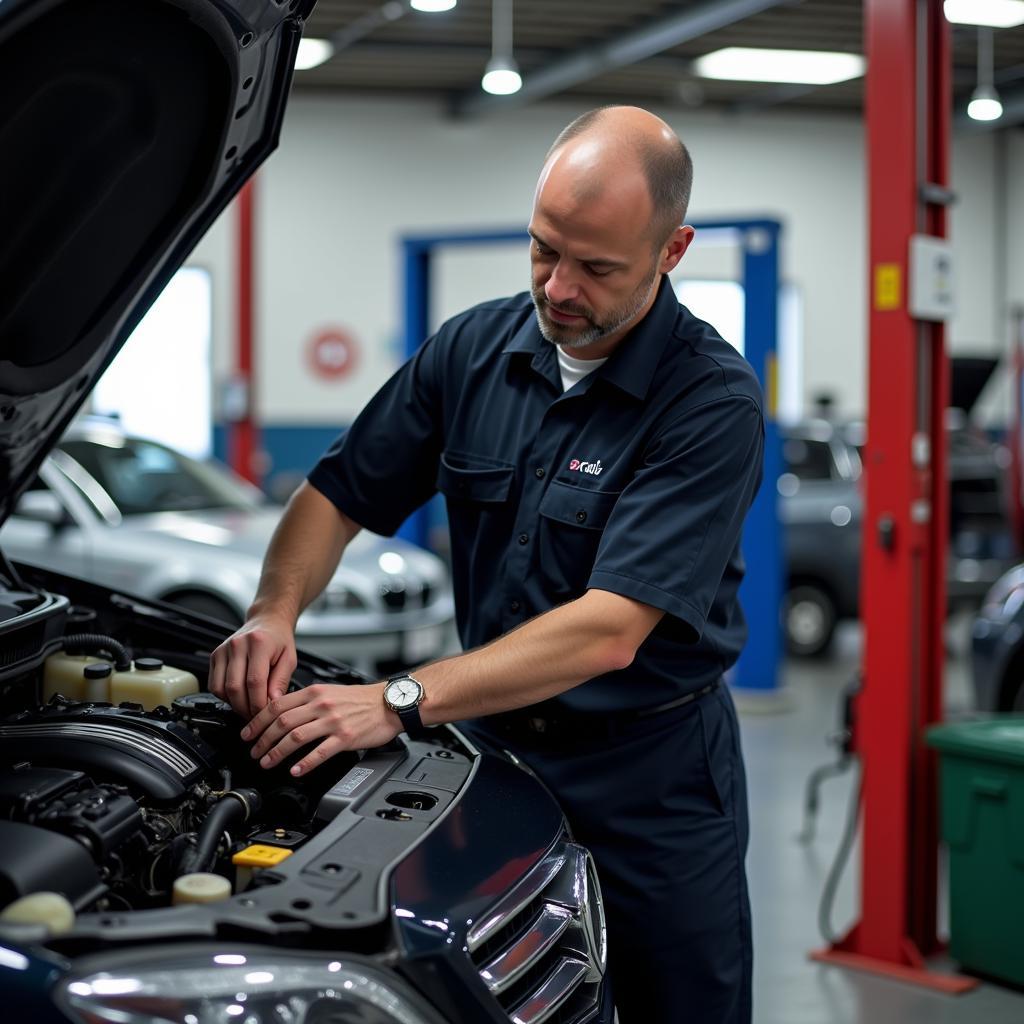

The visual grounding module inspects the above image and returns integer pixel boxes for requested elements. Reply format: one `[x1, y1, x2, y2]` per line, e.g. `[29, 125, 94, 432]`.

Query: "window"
[58, 437, 259, 516]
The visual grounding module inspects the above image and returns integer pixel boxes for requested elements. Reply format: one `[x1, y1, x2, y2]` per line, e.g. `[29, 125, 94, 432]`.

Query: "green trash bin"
[926, 718, 1024, 986]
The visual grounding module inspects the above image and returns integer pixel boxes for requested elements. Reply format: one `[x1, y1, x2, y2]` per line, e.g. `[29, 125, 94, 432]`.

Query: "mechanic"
[210, 105, 763, 1023]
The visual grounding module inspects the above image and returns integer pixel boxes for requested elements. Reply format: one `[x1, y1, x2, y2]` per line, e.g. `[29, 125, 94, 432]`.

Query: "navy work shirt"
[308, 276, 765, 714]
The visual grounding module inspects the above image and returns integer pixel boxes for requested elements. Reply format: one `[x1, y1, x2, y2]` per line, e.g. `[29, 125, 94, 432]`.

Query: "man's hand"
[242, 682, 402, 776]
[209, 613, 298, 720]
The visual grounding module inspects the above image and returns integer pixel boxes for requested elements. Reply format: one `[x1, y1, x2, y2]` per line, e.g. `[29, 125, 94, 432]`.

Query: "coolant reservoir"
[110, 658, 199, 710]
[172, 873, 232, 905]
[0, 892, 75, 934]
[42, 653, 107, 702]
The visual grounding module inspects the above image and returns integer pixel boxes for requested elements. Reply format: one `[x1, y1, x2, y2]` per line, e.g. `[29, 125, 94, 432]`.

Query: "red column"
[811, 0, 974, 992]
[232, 178, 259, 484]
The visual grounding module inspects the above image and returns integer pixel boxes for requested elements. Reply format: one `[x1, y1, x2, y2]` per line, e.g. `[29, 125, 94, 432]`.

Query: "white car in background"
[0, 418, 455, 677]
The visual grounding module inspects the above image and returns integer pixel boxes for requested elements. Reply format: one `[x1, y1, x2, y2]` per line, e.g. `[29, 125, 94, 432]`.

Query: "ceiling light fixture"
[693, 47, 865, 85]
[481, 0, 521, 96]
[944, 0, 1024, 28]
[294, 38, 334, 71]
[967, 27, 1003, 121]
[410, 0, 457, 12]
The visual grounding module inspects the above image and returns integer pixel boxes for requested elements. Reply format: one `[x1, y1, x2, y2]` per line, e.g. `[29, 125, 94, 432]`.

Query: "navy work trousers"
[470, 683, 752, 1023]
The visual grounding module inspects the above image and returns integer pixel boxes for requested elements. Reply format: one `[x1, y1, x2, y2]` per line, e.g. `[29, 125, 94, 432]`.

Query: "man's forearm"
[414, 589, 664, 725]
[248, 481, 361, 625]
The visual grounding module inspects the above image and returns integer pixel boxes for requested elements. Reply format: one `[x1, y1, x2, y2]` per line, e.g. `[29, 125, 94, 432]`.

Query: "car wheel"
[165, 592, 242, 629]
[784, 584, 837, 658]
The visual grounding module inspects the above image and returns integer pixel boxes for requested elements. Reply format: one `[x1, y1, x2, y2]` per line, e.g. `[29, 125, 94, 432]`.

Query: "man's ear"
[659, 225, 695, 275]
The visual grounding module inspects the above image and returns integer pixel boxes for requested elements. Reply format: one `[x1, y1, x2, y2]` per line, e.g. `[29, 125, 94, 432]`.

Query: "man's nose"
[544, 261, 579, 306]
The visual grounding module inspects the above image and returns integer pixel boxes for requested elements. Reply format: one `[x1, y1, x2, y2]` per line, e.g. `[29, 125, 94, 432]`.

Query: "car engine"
[0, 574, 369, 920]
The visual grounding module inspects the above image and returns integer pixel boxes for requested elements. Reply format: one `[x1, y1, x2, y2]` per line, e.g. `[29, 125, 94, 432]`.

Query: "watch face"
[386, 678, 421, 709]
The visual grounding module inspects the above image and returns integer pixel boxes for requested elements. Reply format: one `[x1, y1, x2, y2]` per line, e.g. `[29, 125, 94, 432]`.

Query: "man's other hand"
[209, 613, 297, 719]
[242, 682, 402, 776]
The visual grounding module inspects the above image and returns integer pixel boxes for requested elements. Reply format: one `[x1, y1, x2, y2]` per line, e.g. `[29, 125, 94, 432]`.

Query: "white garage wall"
[186, 94, 1021, 431]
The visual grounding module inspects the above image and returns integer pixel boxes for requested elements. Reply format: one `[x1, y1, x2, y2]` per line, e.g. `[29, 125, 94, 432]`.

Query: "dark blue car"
[0, 1, 608, 1021]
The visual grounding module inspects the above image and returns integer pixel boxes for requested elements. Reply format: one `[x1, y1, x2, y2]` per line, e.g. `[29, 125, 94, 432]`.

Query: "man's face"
[528, 153, 664, 355]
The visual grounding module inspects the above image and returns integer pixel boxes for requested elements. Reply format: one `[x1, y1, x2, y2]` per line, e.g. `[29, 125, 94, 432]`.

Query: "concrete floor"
[743, 617, 1024, 1024]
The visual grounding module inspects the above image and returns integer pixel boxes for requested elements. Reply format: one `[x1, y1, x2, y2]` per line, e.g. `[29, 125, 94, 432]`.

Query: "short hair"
[547, 107, 693, 247]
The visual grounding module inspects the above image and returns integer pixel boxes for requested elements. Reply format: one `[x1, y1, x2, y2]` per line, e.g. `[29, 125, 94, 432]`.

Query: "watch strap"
[397, 701, 429, 738]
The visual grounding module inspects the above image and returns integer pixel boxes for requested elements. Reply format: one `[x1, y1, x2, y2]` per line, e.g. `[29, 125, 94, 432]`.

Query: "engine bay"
[0, 563, 475, 955]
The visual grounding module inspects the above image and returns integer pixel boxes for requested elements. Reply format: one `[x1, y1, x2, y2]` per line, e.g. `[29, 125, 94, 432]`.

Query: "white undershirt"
[557, 346, 609, 392]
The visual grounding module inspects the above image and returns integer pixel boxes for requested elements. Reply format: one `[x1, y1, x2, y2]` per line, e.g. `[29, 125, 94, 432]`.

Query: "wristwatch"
[383, 673, 429, 737]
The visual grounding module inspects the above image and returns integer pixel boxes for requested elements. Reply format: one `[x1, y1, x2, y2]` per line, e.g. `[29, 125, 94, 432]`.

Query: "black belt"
[483, 679, 721, 745]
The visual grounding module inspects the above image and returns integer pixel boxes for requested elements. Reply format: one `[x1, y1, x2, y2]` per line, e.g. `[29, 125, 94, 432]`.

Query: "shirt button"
[518, 533, 529, 545]
[576, 509, 588, 523]
[510, 600, 521, 613]
[535, 467, 546, 479]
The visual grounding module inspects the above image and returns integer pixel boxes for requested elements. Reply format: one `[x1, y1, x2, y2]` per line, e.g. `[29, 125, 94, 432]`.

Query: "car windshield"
[58, 436, 263, 516]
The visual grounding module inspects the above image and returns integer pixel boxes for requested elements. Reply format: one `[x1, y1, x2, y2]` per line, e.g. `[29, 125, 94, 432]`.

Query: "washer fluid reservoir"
[110, 657, 199, 710]
[42, 653, 107, 702]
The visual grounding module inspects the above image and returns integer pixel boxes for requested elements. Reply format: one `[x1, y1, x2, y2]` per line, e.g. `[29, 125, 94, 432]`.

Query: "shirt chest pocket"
[436, 451, 515, 504]
[537, 480, 621, 598]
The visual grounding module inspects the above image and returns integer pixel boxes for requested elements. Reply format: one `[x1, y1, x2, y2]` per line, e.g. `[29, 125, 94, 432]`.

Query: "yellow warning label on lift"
[874, 263, 902, 311]
[232, 844, 294, 868]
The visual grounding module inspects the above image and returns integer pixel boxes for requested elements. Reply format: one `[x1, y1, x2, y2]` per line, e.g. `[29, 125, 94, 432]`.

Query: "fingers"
[247, 697, 320, 761]
[240, 682, 399, 777]
[253, 702, 342, 773]
[241, 689, 308, 744]
[266, 647, 297, 705]
[291, 735, 346, 778]
[207, 625, 293, 719]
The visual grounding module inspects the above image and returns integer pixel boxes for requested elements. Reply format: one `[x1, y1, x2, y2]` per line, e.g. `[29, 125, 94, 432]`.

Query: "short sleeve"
[587, 395, 764, 640]
[306, 334, 445, 536]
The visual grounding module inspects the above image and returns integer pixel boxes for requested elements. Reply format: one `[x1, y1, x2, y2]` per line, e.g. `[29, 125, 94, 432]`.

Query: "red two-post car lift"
[812, 0, 976, 993]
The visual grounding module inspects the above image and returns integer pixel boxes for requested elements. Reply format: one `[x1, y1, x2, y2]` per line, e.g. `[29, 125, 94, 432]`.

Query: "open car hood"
[0, 0, 312, 526]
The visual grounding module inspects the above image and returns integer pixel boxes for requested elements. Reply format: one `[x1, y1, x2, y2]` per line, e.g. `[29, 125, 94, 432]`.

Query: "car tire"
[165, 592, 242, 629]
[784, 584, 837, 658]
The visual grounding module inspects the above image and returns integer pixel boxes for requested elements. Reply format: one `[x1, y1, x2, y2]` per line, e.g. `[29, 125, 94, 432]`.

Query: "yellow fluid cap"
[232, 844, 294, 869]
[0, 892, 75, 934]
[172, 872, 232, 905]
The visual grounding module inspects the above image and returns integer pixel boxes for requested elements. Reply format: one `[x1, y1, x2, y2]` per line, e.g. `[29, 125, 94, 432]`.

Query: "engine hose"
[178, 789, 261, 877]
[61, 633, 132, 671]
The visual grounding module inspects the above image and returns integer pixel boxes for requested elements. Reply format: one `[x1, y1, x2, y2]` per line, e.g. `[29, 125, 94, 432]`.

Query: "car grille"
[467, 842, 606, 1024]
[379, 579, 434, 612]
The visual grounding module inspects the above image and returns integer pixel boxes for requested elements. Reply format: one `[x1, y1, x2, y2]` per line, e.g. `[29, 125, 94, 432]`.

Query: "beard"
[531, 264, 659, 349]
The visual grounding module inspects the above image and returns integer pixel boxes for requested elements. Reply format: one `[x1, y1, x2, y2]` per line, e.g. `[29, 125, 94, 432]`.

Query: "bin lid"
[926, 718, 1024, 767]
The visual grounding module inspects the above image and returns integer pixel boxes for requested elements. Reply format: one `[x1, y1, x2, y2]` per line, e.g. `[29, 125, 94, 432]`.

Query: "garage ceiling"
[297, 0, 1024, 126]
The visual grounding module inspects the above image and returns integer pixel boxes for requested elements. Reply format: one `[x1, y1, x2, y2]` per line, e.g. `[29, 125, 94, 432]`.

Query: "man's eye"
[584, 264, 611, 277]
[534, 243, 554, 256]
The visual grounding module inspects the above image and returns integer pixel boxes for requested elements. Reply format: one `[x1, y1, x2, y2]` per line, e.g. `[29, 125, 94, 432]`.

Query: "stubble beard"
[531, 265, 660, 350]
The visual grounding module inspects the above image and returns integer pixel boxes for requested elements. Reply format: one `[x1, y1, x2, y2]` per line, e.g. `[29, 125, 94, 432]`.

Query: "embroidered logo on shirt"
[568, 458, 604, 476]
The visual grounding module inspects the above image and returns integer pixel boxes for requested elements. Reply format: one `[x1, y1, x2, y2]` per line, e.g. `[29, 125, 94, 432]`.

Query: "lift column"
[812, 0, 975, 991]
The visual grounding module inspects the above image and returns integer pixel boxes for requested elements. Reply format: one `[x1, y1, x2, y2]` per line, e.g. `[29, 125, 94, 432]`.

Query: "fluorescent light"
[968, 84, 1003, 120]
[482, 55, 522, 95]
[411, 0, 457, 10]
[694, 47, 865, 85]
[294, 38, 333, 71]
[944, 0, 1024, 27]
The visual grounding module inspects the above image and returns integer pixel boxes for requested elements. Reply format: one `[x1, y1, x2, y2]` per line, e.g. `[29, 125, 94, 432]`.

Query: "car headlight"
[981, 569, 1024, 621]
[308, 584, 367, 613]
[56, 949, 439, 1024]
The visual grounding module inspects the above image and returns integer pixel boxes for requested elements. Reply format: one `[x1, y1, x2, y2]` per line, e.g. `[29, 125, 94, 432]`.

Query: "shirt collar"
[502, 276, 679, 401]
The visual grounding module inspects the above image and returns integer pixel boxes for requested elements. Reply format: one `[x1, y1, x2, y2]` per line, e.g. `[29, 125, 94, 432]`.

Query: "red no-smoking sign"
[307, 328, 360, 380]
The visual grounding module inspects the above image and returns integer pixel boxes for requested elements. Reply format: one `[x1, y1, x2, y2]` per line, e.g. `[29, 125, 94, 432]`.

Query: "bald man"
[211, 106, 762, 1022]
